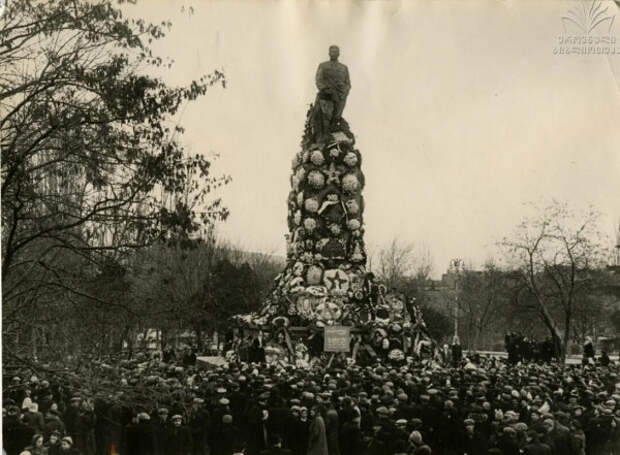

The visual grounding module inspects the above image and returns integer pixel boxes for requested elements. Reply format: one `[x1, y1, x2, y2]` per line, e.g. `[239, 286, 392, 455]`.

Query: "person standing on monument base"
[315, 45, 351, 123]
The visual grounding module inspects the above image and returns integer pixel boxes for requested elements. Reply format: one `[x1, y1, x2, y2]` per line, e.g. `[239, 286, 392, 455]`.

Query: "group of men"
[3, 349, 620, 455]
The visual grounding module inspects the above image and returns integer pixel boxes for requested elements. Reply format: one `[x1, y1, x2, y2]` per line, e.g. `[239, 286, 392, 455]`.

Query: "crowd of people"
[2, 343, 620, 455]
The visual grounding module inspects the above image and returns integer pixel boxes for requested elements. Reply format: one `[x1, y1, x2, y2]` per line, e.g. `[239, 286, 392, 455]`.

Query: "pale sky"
[132, 0, 620, 277]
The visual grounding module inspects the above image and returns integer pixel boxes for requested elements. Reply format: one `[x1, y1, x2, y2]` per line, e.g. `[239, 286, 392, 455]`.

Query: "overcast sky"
[133, 0, 620, 277]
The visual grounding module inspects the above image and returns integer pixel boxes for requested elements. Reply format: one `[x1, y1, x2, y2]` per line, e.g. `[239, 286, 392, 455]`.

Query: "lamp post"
[450, 258, 464, 339]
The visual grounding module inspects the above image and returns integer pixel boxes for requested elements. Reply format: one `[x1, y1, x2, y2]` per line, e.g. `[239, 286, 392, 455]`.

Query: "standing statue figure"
[313, 45, 351, 136]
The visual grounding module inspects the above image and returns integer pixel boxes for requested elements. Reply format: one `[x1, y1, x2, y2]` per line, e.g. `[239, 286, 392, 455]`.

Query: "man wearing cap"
[212, 414, 241, 455]
[127, 412, 156, 455]
[153, 407, 170, 455]
[58, 436, 80, 454]
[460, 418, 487, 455]
[246, 394, 274, 455]
[189, 398, 210, 455]
[166, 414, 193, 455]
[523, 428, 552, 455]
[340, 409, 363, 455]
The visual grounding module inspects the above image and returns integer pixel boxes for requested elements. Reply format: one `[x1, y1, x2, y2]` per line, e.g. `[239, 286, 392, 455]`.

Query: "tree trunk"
[195, 327, 203, 351]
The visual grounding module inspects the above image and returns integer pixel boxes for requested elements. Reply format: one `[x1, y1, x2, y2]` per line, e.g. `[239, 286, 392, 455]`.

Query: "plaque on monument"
[324, 326, 351, 352]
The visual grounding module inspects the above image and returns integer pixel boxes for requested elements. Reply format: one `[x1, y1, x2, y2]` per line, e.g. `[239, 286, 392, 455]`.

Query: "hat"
[61, 436, 73, 446]
[464, 419, 475, 426]
[514, 422, 528, 432]
[219, 398, 230, 406]
[376, 406, 389, 416]
[193, 398, 204, 404]
[137, 412, 150, 421]
[411, 418, 423, 427]
[171, 414, 182, 421]
[409, 430, 423, 445]
[396, 419, 408, 425]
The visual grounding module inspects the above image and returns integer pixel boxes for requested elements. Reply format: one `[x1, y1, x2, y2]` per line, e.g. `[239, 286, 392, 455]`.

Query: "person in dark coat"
[44, 409, 66, 439]
[600, 350, 611, 366]
[4, 405, 35, 455]
[288, 406, 310, 455]
[324, 405, 340, 455]
[46, 430, 63, 455]
[523, 429, 552, 455]
[183, 348, 197, 367]
[260, 434, 292, 455]
[166, 414, 193, 455]
[213, 414, 242, 455]
[497, 427, 520, 455]
[72, 403, 96, 455]
[582, 337, 595, 364]
[58, 436, 82, 455]
[189, 399, 210, 455]
[451, 336, 463, 368]
[22, 403, 46, 433]
[340, 414, 363, 455]
[460, 419, 487, 455]
[125, 413, 155, 455]
[153, 407, 170, 455]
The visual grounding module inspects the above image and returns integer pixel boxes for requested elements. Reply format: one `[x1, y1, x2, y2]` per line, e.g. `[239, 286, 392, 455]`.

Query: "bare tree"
[458, 260, 510, 351]
[500, 201, 608, 362]
[375, 239, 434, 290]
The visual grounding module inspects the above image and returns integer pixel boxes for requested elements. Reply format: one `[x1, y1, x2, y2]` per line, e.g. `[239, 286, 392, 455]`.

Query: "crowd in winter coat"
[3, 353, 620, 455]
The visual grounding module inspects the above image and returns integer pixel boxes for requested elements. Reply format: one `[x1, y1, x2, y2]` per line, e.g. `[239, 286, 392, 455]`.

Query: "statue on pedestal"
[312, 45, 351, 139]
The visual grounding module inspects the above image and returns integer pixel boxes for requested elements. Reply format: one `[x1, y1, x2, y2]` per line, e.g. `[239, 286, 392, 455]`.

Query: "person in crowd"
[583, 337, 595, 365]
[58, 437, 80, 455]
[43, 407, 65, 439]
[260, 434, 291, 455]
[166, 414, 193, 455]
[307, 405, 328, 455]
[23, 434, 47, 455]
[4, 338, 620, 455]
[600, 350, 611, 367]
[451, 335, 463, 367]
[22, 403, 45, 434]
[45, 430, 62, 455]
[4, 404, 35, 455]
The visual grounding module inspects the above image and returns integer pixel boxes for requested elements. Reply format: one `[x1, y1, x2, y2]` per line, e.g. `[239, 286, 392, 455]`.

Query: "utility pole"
[450, 258, 464, 339]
